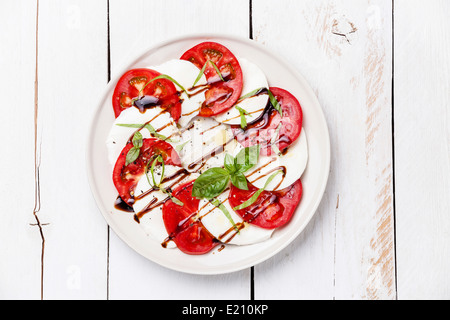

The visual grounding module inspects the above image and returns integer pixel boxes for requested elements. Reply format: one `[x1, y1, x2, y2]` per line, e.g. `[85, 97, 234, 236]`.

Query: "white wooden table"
[1, 0, 449, 300]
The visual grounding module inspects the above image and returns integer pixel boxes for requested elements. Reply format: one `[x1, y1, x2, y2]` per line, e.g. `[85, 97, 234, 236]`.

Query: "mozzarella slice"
[198, 189, 274, 246]
[106, 107, 179, 166]
[151, 59, 207, 128]
[245, 129, 308, 191]
[132, 164, 199, 249]
[174, 116, 241, 172]
[213, 57, 269, 125]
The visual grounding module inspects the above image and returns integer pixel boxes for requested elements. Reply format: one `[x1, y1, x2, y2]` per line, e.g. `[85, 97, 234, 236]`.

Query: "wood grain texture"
[394, 0, 450, 300]
[2, 0, 450, 300]
[35, 0, 108, 299]
[108, 0, 251, 299]
[0, 0, 41, 299]
[252, 0, 395, 299]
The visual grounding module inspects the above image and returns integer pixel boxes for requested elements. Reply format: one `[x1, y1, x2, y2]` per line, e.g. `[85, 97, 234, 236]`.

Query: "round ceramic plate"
[86, 34, 330, 275]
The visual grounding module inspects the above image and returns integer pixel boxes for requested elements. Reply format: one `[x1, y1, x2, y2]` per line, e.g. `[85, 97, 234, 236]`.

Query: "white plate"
[86, 34, 330, 275]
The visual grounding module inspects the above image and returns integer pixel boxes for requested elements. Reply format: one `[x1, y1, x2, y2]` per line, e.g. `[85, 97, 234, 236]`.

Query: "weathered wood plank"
[108, 0, 251, 299]
[36, 0, 109, 299]
[394, 0, 450, 300]
[0, 0, 41, 300]
[252, 0, 395, 299]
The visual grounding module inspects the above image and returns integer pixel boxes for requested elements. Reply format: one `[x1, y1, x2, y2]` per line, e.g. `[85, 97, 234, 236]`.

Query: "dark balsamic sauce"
[114, 196, 134, 213]
[113, 86, 291, 252]
[133, 95, 160, 113]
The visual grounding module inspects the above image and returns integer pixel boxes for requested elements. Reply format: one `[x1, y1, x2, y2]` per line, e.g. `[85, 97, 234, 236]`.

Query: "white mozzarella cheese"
[198, 189, 273, 246]
[245, 129, 308, 191]
[213, 57, 269, 125]
[151, 59, 207, 128]
[174, 116, 241, 172]
[106, 107, 178, 166]
[132, 164, 199, 249]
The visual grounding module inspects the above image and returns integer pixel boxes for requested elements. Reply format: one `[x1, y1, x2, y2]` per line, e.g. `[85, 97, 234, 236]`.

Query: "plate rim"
[86, 33, 331, 275]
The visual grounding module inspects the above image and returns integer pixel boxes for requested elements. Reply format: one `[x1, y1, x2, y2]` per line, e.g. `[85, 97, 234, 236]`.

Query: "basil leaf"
[125, 146, 140, 166]
[235, 105, 251, 130]
[132, 131, 143, 148]
[192, 61, 208, 87]
[233, 170, 283, 211]
[267, 89, 283, 117]
[162, 187, 184, 206]
[144, 158, 184, 207]
[116, 123, 145, 128]
[224, 153, 237, 174]
[150, 156, 159, 187]
[230, 172, 248, 191]
[192, 167, 230, 199]
[270, 123, 282, 156]
[175, 139, 191, 152]
[144, 157, 154, 187]
[235, 145, 260, 173]
[140, 74, 187, 95]
[209, 60, 225, 81]
[118, 123, 175, 142]
[210, 198, 239, 233]
[192, 60, 224, 87]
[238, 87, 266, 102]
[145, 123, 177, 142]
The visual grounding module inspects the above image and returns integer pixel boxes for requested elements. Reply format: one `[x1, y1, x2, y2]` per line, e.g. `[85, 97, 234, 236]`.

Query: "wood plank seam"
[390, 0, 398, 300]
[32, 0, 45, 301]
[106, 0, 111, 301]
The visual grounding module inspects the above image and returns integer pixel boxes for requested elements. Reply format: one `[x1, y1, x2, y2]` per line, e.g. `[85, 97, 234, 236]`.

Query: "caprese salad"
[106, 41, 308, 255]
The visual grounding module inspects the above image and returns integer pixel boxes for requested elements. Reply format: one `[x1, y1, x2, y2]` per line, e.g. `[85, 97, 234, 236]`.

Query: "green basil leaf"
[210, 198, 239, 233]
[209, 60, 225, 81]
[238, 87, 266, 102]
[116, 123, 145, 128]
[224, 153, 237, 174]
[125, 146, 140, 166]
[192, 61, 208, 87]
[235, 145, 260, 173]
[230, 172, 248, 191]
[158, 155, 165, 186]
[192, 60, 224, 87]
[270, 123, 282, 156]
[132, 131, 143, 148]
[117, 123, 175, 142]
[175, 139, 191, 153]
[144, 157, 154, 187]
[145, 123, 176, 142]
[267, 89, 283, 117]
[144, 158, 184, 207]
[233, 170, 283, 211]
[149, 155, 165, 187]
[140, 74, 187, 95]
[192, 167, 230, 199]
[161, 187, 184, 207]
[235, 105, 251, 130]
[150, 156, 159, 187]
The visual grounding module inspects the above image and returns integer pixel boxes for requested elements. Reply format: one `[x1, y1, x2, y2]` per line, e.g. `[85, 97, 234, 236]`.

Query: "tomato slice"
[180, 42, 243, 117]
[162, 181, 218, 255]
[233, 87, 303, 156]
[112, 68, 181, 121]
[228, 179, 303, 229]
[112, 138, 181, 206]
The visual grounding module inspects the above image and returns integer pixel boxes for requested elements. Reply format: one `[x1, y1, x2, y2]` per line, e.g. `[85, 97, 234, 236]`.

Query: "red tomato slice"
[233, 87, 303, 156]
[113, 138, 181, 206]
[180, 42, 243, 117]
[112, 68, 181, 121]
[228, 179, 303, 229]
[162, 181, 218, 255]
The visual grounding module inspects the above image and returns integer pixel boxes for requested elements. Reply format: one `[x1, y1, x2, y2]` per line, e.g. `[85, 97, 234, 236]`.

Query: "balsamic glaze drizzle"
[114, 86, 288, 249]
